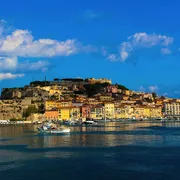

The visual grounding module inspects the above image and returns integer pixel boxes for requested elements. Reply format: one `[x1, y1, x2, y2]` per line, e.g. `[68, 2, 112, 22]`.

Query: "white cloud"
[0, 73, 24, 80]
[101, 47, 108, 56]
[18, 60, 50, 72]
[105, 32, 174, 62]
[0, 57, 18, 70]
[0, 29, 80, 57]
[107, 54, 117, 61]
[0, 56, 50, 72]
[0, 20, 96, 78]
[161, 48, 171, 55]
[148, 85, 158, 92]
[83, 10, 102, 20]
[0, 22, 96, 58]
[119, 33, 173, 61]
[120, 51, 129, 61]
[139, 86, 146, 92]
[128, 33, 173, 47]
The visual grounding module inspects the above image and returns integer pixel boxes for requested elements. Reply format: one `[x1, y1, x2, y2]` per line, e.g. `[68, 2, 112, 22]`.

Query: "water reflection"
[1, 122, 180, 179]
[1, 122, 180, 149]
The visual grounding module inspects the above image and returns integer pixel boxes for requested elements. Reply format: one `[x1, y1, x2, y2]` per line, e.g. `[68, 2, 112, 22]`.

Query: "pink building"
[105, 86, 118, 94]
[81, 106, 91, 119]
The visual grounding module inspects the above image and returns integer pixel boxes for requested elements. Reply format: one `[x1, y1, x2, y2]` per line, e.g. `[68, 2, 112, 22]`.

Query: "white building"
[163, 102, 180, 116]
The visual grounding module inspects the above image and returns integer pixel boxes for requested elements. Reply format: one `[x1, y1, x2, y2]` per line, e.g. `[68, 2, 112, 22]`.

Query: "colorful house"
[104, 103, 115, 119]
[90, 105, 103, 120]
[58, 107, 71, 120]
[45, 110, 59, 120]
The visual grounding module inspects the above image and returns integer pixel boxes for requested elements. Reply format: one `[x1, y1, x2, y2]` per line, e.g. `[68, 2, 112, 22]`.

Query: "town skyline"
[0, 76, 178, 99]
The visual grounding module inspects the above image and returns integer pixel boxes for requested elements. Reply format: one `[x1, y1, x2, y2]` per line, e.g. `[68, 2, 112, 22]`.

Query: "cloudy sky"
[0, 0, 180, 97]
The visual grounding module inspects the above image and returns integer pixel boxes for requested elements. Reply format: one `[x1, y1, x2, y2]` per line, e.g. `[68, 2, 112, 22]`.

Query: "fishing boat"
[82, 120, 98, 125]
[37, 123, 70, 134]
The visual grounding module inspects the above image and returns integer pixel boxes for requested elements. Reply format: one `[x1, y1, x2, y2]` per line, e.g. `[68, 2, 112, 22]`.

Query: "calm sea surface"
[1, 121, 180, 180]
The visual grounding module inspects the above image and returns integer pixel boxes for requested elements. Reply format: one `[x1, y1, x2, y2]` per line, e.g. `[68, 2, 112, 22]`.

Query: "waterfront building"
[58, 107, 71, 120]
[70, 107, 81, 120]
[163, 102, 180, 117]
[103, 102, 115, 119]
[150, 106, 162, 118]
[114, 105, 125, 119]
[114, 105, 134, 119]
[133, 106, 150, 119]
[81, 105, 91, 119]
[90, 105, 104, 120]
[45, 110, 59, 120]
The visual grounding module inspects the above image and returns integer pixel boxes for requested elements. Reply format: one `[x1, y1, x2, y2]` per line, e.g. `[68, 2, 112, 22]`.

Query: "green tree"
[54, 78, 60, 82]
[23, 105, 38, 118]
[152, 92, 157, 99]
[38, 104, 45, 113]
[83, 82, 110, 97]
[116, 84, 129, 90]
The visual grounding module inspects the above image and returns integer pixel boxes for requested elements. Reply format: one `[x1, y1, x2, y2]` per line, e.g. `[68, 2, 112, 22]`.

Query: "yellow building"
[45, 100, 61, 110]
[57, 106, 81, 121]
[58, 107, 70, 120]
[133, 106, 151, 119]
[99, 95, 112, 102]
[115, 105, 133, 119]
[143, 107, 151, 118]
[60, 100, 72, 107]
[90, 106, 103, 120]
[114, 106, 125, 119]
[133, 107, 146, 119]
[70, 107, 81, 120]
[150, 106, 162, 118]
[104, 103, 114, 119]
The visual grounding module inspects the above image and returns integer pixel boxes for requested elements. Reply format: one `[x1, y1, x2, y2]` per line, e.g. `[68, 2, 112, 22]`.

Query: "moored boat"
[37, 123, 70, 134]
[82, 120, 98, 125]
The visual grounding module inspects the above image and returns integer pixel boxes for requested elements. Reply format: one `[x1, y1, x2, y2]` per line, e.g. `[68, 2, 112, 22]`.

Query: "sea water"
[0, 121, 180, 180]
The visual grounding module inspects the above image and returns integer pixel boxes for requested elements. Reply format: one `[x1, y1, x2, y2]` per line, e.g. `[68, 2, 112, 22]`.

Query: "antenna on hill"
[44, 76, 47, 85]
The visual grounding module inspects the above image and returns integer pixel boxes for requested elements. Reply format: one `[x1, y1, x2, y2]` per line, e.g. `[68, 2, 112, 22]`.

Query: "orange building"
[45, 110, 59, 120]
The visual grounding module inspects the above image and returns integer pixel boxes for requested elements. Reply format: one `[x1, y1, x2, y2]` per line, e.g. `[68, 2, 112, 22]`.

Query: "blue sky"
[0, 0, 180, 97]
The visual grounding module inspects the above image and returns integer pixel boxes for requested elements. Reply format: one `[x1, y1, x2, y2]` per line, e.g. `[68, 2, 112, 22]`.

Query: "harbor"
[1, 121, 180, 180]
